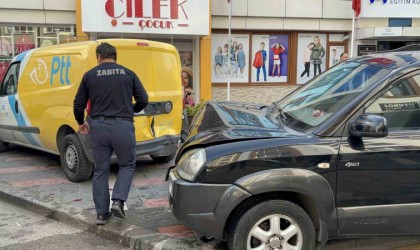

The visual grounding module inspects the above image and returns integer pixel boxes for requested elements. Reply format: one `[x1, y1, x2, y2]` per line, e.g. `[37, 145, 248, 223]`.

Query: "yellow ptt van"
[0, 39, 182, 182]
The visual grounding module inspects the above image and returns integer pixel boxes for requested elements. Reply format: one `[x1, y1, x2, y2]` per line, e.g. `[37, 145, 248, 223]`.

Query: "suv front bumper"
[168, 170, 251, 239]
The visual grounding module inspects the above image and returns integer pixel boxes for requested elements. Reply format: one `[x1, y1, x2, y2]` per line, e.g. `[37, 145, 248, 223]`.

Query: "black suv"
[168, 51, 420, 250]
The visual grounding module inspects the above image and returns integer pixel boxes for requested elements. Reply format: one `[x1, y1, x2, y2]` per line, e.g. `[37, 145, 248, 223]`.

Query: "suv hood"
[182, 101, 297, 149]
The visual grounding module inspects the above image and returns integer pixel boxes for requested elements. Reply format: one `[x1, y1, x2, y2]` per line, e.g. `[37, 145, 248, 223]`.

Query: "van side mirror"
[349, 113, 388, 138]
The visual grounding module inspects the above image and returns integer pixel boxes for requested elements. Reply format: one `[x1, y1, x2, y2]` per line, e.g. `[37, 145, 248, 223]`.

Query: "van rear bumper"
[134, 135, 179, 157]
[79, 134, 179, 162]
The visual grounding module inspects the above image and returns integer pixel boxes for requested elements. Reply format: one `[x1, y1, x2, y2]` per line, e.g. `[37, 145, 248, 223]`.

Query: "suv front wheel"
[228, 200, 315, 250]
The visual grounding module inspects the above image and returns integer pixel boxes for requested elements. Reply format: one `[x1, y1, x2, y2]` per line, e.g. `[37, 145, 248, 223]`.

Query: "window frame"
[388, 18, 412, 28]
[364, 71, 420, 132]
[0, 62, 20, 96]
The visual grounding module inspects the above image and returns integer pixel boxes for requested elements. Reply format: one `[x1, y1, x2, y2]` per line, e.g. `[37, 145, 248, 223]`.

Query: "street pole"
[227, 0, 232, 101]
[350, 10, 356, 58]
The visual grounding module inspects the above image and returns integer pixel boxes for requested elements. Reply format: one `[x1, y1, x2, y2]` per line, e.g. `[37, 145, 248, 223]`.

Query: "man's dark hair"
[340, 52, 345, 58]
[96, 42, 117, 61]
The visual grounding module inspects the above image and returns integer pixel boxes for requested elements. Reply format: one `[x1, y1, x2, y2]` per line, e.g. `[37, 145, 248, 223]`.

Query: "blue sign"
[370, 0, 388, 3]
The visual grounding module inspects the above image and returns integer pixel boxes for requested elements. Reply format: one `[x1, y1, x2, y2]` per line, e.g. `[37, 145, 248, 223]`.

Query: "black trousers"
[90, 118, 136, 215]
[301, 62, 310, 77]
[314, 64, 322, 76]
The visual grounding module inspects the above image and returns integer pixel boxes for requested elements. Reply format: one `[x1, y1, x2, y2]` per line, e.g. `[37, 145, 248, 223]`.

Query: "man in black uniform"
[73, 42, 148, 225]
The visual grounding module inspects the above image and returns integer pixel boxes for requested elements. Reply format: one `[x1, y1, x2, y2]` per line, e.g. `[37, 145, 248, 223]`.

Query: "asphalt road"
[0, 200, 128, 250]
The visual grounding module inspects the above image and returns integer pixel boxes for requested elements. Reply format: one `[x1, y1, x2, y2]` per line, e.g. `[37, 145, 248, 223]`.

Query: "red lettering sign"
[104, 0, 189, 30]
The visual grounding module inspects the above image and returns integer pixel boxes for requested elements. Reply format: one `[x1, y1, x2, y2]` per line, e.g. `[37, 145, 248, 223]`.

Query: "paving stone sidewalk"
[1, 146, 420, 250]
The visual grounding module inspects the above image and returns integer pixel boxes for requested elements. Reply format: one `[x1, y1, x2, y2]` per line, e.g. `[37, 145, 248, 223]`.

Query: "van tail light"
[137, 42, 149, 46]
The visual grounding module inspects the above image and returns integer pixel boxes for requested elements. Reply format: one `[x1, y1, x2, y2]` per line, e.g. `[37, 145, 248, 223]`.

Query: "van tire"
[228, 200, 315, 250]
[0, 140, 9, 153]
[150, 153, 175, 163]
[60, 134, 93, 182]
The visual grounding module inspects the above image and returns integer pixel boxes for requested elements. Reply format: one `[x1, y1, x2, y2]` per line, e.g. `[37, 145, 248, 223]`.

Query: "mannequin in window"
[6, 73, 16, 95]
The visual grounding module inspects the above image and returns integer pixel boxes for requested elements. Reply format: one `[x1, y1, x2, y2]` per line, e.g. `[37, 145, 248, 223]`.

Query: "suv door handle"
[15, 100, 18, 113]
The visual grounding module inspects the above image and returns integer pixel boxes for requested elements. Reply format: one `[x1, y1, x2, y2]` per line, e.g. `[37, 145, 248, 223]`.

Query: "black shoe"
[111, 200, 125, 219]
[96, 212, 112, 225]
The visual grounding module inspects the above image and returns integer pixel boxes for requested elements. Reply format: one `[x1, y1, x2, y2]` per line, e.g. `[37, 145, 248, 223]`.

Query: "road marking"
[158, 225, 194, 238]
[0, 166, 52, 174]
[133, 178, 166, 187]
[11, 178, 70, 187]
[143, 198, 169, 208]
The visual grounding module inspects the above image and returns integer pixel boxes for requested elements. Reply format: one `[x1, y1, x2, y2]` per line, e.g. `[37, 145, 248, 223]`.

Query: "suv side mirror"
[349, 113, 388, 138]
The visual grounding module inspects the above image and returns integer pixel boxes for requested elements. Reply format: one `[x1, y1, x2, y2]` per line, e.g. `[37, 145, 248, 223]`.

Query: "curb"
[0, 184, 150, 249]
[0, 183, 216, 250]
[3, 183, 420, 250]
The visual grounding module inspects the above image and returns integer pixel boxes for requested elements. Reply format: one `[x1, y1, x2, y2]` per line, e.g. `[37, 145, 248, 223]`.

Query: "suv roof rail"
[390, 44, 420, 52]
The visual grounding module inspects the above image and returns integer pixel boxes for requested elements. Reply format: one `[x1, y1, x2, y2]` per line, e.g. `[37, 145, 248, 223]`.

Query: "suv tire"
[150, 153, 175, 163]
[60, 134, 93, 182]
[0, 140, 9, 153]
[228, 200, 315, 250]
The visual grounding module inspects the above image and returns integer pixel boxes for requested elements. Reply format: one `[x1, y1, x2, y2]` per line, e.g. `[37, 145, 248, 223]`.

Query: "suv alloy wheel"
[228, 200, 315, 250]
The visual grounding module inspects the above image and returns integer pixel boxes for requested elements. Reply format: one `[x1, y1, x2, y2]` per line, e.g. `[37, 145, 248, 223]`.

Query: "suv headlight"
[176, 148, 206, 181]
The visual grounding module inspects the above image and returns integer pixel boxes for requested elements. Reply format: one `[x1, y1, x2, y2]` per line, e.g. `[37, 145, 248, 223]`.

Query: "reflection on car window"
[366, 74, 420, 131]
[278, 62, 390, 132]
[216, 105, 278, 129]
[1, 63, 20, 96]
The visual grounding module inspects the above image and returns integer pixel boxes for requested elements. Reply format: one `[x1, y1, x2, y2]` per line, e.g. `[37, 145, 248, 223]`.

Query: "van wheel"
[150, 153, 175, 163]
[228, 200, 315, 250]
[60, 134, 93, 182]
[0, 140, 9, 153]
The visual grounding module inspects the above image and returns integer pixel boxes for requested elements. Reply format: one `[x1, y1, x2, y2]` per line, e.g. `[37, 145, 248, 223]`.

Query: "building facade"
[1, 0, 420, 105]
[210, 0, 420, 104]
[0, 0, 76, 83]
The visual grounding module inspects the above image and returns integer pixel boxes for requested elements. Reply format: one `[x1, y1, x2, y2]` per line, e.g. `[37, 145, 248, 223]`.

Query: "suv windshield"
[277, 62, 390, 132]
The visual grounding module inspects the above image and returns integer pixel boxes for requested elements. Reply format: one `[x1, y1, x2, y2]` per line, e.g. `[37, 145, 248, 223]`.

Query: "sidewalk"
[1, 146, 420, 250]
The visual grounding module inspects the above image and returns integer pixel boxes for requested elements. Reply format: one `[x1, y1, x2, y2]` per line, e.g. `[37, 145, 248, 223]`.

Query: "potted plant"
[185, 102, 203, 129]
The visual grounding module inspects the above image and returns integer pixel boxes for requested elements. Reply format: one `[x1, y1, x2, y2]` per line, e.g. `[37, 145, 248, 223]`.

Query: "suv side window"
[0, 63, 20, 96]
[365, 73, 420, 131]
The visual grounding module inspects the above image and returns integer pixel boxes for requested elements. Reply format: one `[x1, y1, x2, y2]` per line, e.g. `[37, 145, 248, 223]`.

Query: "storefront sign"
[362, 0, 420, 18]
[81, 0, 210, 35]
[380, 102, 419, 111]
[358, 45, 377, 56]
[374, 27, 403, 37]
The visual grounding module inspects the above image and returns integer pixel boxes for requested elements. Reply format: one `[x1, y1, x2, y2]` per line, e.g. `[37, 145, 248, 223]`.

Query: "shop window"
[389, 18, 412, 27]
[0, 24, 75, 61]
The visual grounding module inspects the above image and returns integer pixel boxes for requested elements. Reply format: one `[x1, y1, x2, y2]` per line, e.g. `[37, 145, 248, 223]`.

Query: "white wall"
[212, 0, 353, 31]
[286, 0, 323, 18]
[212, 0, 352, 19]
[248, 0, 286, 17]
[0, 0, 76, 24]
[0, 0, 44, 9]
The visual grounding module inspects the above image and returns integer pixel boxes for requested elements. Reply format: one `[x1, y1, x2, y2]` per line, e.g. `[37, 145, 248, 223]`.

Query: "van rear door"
[150, 48, 182, 139]
[117, 44, 155, 142]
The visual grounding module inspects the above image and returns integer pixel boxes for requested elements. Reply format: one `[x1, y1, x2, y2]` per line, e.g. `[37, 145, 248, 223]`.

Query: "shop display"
[251, 34, 289, 83]
[211, 33, 250, 83]
[297, 33, 327, 84]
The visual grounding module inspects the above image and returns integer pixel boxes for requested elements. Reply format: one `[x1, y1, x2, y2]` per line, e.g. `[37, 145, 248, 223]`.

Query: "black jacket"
[73, 62, 148, 125]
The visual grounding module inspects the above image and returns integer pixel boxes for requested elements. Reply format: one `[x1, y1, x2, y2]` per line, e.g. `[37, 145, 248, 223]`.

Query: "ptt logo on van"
[30, 59, 49, 84]
[51, 56, 72, 85]
[29, 56, 72, 86]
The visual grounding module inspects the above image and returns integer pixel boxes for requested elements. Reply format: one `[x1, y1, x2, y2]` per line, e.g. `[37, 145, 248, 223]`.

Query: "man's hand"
[78, 121, 89, 134]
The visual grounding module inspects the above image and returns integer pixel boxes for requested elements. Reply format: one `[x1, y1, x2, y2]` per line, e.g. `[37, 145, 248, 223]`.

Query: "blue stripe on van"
[8, 95, 40, 147]
[14, 51, 30, 62]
